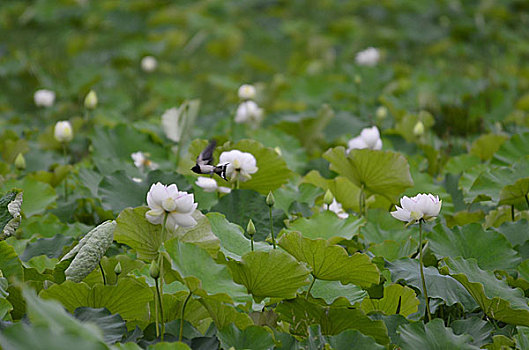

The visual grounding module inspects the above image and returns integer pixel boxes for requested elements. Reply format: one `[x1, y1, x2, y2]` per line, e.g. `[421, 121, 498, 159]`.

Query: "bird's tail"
[214, 163, 229, 180]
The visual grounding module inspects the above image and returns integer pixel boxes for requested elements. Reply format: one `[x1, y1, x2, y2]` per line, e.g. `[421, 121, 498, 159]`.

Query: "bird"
[191, 140, 228, 180]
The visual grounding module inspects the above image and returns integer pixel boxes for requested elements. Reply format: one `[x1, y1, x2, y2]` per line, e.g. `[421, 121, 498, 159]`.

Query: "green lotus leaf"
[429, 223, 520, 271]
[20, 235, 74, 262]
[275, 297, 390, 345]
[164, 238, 250, 303]
[227, 249, 310, 301]
[73, 307, 127, 344]
[306, 279, 367, 306]
[0, 241, 24, 281]
[368, 238, 416, 261]
[284, 210, 364, 243]
[465, 157, 529, 205]
[361, 284, 419, 317]
[323, 147, 413, 203]
[0, 288, 106, 349]
[451, 317, 493, 348]
[211, 189, 286, 242]
[362, 209, 419, 245]
[217, 323, 275, 350]
[90, 124, 168, 165]
[470, 133, 508, 161]
[327, 329, 385, 350]
[40, 278, 152, 322]
[442, 257, 529, 326]
[302, 170, 362, 212]
[206, 212, 271, 260]
[279, 231, 379, 288]
[499, 177, 529, 207]
[445, 154, 481, 175]
[397, 319, 479, 350]
[199, 296, 253, 330]
[388, 258, 478, 312]
[493, 132, 529, 166]
[1, 178, 56, 217]
[495, 219, 529, 248]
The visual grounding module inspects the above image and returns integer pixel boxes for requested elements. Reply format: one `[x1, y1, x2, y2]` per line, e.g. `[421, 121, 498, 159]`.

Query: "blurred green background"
[2, 0, 529, 139]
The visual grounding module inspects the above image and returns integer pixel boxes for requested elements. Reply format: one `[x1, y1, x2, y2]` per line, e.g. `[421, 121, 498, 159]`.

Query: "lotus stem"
[269, 206, 276, 249]
[419, 220, 432, 322]
[62, 144, 68, 201]
[155, 277, 164, 340]
[179, 291, 192, 341]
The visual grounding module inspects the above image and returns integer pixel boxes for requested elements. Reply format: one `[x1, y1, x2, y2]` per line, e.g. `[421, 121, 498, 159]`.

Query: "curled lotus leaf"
[62, 221, 116, 283]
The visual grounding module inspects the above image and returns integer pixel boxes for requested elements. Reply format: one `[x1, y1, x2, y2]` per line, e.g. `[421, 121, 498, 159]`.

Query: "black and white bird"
[191, 140, 228, 180]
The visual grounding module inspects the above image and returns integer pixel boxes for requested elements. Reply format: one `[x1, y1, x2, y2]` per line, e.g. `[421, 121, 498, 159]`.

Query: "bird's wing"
[196, 139, 217, 165]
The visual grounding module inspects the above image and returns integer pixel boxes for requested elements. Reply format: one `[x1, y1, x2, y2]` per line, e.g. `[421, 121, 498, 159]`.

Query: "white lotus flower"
[238, 84, 256, 100]
[34, 89, 55, 107]
[219, 150, 258, 182]
[84, 90, 98, 109]
[146, 182, 198, 230]
[141, 56, 158, 72]
[391, 193, 442, 224]
[195, 177, 231, 194]
[355, 47, 380, 66]
[234, 101, 264, 126]
[131, 151, 158, 171]
[54, 121, 73, 143]
[323, 199, 349, 219]
[347, 126, 382, 152]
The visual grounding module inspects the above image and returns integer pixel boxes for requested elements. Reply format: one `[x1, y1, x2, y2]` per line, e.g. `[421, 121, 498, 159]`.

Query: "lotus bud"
[238, 84, 257, 100]
[376, 106, 388, 120]
[141, 56, 158, 72]
[266, 191, 275, 207]
[413, 121, 425, 136]
[354, 75, 362, 84]
[149, 260, 160, 279]
[34, 89, 55, 107]
[246, 219, 256, 237]
[54, 121, 73, 143]
[323, 189, 334, 206]
[84, 90, 98, 109]
[114, 262, 122, 276]
[14, 153, 26, 170]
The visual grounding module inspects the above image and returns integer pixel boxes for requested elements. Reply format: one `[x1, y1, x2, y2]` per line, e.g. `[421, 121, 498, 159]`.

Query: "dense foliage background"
[2, 0, 529, 349]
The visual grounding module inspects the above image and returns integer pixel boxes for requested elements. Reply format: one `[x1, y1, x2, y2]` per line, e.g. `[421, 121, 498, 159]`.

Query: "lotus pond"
[2, 1, 529, 349]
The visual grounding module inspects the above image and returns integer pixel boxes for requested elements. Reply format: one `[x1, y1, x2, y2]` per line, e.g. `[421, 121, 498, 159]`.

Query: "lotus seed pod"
[63, 220, 116, 283]
[246, 219, 256, 237]
[14, 153, 26, 170]
[149, 260, 160, 279]
[266, 191, 275, 207]
[323, 189, 334, 206]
